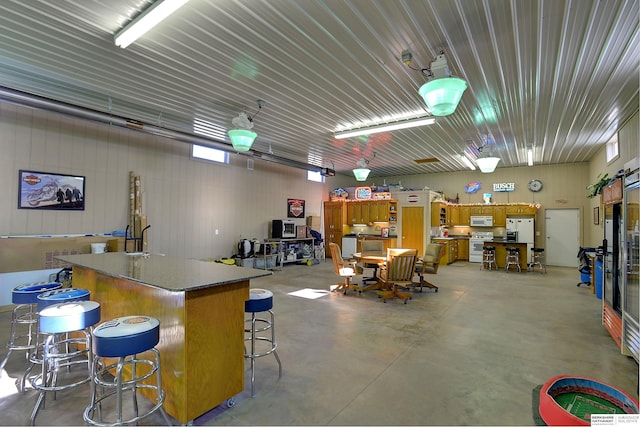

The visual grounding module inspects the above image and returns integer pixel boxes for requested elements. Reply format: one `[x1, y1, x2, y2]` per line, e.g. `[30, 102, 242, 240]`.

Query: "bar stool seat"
[0, 282, 62, 380]
[482, 246, 497, 271]
[529, 247, 547, 273]
[505, 247, 521, 272]
[30, 300, 101, 425]
[84, 316, 171, 427]
[245, 289, 282, 397]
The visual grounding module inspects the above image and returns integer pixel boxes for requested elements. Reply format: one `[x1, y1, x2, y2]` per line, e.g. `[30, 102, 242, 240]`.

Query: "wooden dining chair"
[376, 248, 418, 304]
[413, 243, 444, 292]
[328, 243, 363, 295]
[360, 240, 384, 284]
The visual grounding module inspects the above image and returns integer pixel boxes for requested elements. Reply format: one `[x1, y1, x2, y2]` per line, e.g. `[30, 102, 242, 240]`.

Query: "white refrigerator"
[506, 218, 535, 263]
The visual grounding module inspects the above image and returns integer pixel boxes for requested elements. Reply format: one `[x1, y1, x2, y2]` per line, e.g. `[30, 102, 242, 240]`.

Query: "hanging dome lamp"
[228, 100, 265, 152]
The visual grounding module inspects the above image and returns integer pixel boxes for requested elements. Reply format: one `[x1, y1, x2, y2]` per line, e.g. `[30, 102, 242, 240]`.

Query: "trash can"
[595, 257, 603, 299]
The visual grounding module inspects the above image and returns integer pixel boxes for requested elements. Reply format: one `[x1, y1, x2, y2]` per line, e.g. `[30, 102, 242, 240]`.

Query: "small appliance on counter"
[506, 231, 518, 242]
[271, 219, 296, 238]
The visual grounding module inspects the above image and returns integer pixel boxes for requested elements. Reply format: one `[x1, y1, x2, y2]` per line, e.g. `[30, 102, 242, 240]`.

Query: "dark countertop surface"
[56, 252, 271, 291]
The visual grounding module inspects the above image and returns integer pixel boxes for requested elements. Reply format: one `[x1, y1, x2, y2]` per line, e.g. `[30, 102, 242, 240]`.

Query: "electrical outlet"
[215, 229, 219, 235]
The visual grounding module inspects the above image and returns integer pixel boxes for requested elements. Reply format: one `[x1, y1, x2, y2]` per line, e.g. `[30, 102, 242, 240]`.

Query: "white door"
[545, 208, 580, 267]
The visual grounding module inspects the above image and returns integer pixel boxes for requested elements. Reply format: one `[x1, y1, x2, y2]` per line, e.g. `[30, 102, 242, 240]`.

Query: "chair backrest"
[329, 243, 344, 275]
[361, 240, 384, 256]
[385, 248, 418, 284]
[423, 243, 443, 274]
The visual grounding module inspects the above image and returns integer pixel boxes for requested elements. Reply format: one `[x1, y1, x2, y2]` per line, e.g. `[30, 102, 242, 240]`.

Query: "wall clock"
[528, 179, 543, 192]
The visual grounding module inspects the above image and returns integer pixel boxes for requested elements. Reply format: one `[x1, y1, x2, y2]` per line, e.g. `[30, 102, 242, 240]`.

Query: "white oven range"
[469, 231, 494, 263]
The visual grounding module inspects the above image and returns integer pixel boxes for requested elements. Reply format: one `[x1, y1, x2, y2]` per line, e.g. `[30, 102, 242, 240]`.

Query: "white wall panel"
[0, 102, 327, 260]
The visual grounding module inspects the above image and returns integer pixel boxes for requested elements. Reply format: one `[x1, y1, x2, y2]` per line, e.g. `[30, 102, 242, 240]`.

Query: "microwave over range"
[470, 215, 493, 227]
[271, 219, 296, 238]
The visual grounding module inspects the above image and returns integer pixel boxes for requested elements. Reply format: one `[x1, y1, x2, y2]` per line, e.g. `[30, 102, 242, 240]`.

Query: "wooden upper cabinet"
[459, 206, 471, 226]
[505, 205, 537, 216]
[493, 205, 507, 226]
[449, 205, 460, 226]
[431, 202, 448, 227]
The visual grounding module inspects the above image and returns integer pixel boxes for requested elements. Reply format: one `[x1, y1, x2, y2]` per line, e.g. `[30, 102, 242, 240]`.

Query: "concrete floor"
[0, 260, 638, 426]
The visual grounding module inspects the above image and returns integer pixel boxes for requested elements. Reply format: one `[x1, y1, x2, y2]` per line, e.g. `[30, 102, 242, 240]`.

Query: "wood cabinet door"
[493, 206, 507, 226]
[401, 206, 424, 256]
[457, 239, 469, 260]
[460, 206, 471, 226]
[449, 205, 460, 226]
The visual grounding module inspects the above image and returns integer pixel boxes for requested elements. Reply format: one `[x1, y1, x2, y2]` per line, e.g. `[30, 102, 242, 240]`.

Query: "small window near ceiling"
[606, 135, 619, 164]
[192, 144, 228, 164]
[307, 170, 324, 183]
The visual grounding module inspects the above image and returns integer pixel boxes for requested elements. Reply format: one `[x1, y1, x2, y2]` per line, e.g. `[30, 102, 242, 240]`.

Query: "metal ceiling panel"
[0, 0, 637, 178]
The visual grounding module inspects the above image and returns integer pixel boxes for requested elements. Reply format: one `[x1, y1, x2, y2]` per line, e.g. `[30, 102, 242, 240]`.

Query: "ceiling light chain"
[228, 99, 265, 152]
[353, 152, 376, 182]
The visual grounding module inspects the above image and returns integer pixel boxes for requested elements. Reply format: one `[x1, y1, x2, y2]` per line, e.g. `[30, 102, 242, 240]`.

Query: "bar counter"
[486, 240, 528, 271]
[56, 252, 271, 424]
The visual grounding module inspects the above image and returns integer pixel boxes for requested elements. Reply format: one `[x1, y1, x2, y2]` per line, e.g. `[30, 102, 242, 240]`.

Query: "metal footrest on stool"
[244, 289, 282, 398]
[84, 316, 172, 427]
[0, 282, 62, 384]
[481, 246, 497, 271]
[30, 300, 100, 425]
[528, 248, 547, 273]
[505, 247, 521, 272]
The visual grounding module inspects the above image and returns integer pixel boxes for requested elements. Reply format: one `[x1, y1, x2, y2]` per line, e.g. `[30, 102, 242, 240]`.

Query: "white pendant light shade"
[353, 168, 371, 181]
[476, 156, 500, 173]
[228, 129, 257, 152]
[418, 77, 467, 116]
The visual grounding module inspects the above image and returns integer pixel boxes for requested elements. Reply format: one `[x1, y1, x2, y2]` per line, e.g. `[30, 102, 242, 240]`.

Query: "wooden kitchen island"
[488, 241, 529, 271]
[56, 253, 271, 424]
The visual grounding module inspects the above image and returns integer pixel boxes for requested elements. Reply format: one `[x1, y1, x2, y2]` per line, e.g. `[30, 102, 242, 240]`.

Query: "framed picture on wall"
[18, 170, 85, 210]
[287, 198, 305, 218]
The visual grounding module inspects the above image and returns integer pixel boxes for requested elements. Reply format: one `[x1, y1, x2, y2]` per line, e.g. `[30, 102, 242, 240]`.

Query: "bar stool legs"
[83, 316, 172, 427]
[505, 247, 521, 272]
[244, 289, 282, 398]
[529, 248, 547, 273]
[481, 246, 497, 270]
[30, 300, 101, 425]
[0, 282, 62, 387]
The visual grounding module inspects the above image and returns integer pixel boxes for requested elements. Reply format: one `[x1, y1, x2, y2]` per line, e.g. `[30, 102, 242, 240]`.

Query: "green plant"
[586, 173, 610, 199]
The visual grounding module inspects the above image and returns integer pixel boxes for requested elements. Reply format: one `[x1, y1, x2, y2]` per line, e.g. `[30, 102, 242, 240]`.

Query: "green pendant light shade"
[352, 168, 371, 181]
[418, 77, 467, 116]
[228, 129, 257, 152]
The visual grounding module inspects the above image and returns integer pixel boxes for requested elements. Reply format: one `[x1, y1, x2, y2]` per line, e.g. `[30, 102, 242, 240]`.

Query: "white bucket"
[91, 243, 107, 254]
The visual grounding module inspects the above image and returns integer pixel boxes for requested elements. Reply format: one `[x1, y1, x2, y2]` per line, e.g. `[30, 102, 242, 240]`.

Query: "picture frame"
[593, 206, 599, 225]
[18, 170, 85, 210]
[287, 198, 305, 218]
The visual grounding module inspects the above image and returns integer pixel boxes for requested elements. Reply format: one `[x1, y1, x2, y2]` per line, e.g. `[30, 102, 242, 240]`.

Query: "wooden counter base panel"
[74, 266, 249, 424]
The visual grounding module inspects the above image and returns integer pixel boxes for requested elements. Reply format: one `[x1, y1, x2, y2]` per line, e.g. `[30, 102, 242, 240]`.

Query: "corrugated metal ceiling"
[0, 0, 638, 177]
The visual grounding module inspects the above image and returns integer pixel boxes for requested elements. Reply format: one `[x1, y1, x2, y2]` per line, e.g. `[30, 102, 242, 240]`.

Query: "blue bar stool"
[0, 282, 62, 381]
[245, 289, 282, 397]
[84, 316, 172, 426]
[30, 300, 101, 425]
[21, 288, 92, 393]
[505, 247, 521, 272]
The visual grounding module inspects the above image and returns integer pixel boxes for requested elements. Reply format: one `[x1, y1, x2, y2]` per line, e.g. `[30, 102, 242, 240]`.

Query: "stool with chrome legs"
[244, 289, 282, 397]
[528, 247, 547, 273]
[20, 287, 92, 392]
[0, 282, 62, 385]
[481, 246, 497, 270]
[505, 247, 521, 272]
[84, 316, 172, 426]
[30, 299, 100, 425]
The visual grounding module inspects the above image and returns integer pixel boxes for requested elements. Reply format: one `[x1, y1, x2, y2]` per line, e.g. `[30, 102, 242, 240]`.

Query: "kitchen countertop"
[56, 252, 271, 292]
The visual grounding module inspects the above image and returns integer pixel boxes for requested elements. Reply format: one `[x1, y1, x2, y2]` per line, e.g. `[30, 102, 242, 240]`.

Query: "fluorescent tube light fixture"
[460, 154, 476, 170]
[335, 116, 435, 139]
[527, 147, 534, 166]
[115, 0, 190, 48]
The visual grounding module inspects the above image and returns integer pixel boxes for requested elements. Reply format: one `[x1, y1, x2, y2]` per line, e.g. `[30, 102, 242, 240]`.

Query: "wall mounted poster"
[18, 170, 85, 210]
[287, 199, 305, 218]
